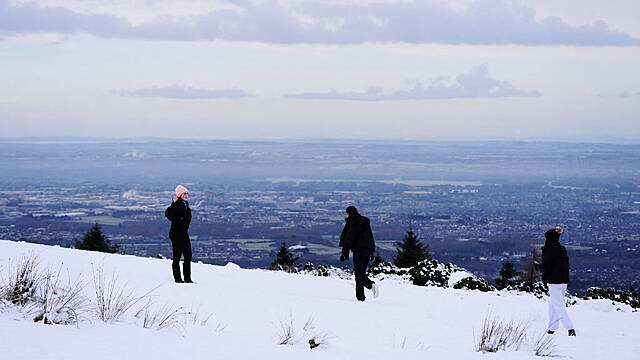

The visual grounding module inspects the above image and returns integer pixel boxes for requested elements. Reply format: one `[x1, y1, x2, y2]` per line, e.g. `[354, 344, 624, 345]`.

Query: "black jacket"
[339, 214, 375, 254]
[165, 198, 191, 241]
[541, 229, 570, 284]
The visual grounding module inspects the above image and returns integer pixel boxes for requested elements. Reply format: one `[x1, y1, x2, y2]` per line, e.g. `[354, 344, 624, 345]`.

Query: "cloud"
[284, 64, 541, 101]
[617, 91, 640, 99]
[114, 84, 249, 99]
[1, 0, 638, 46]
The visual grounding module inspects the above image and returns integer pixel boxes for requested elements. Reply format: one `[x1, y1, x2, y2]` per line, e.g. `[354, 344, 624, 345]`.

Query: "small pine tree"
[495, 261, 520, 290]
[393, 226, 432, 268]
[75, 223, 118, 253]
[270, 241, 300, 272]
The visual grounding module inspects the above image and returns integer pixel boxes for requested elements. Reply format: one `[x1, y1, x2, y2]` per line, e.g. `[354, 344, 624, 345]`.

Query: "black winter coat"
[541, 229, 570, 284]
[165, 198, 191, 242]
[339, 214, 375, 254]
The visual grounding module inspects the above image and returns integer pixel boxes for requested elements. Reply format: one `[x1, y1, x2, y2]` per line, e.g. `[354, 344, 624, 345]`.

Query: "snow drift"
[0, 240, 638, 360]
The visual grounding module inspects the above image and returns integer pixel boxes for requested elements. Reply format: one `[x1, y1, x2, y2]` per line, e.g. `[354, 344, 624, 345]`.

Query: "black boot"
[568, 329, 576, 336]
[183, 258, 192, 283]
[172, 260, 183, 283]
[547, 330, 555, 335]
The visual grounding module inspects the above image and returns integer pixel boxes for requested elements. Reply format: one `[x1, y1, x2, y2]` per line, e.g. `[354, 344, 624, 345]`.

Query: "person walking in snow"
[339, 206, 379, 301]
[165, 185, 193, 283]
[541, 227, 576, 336]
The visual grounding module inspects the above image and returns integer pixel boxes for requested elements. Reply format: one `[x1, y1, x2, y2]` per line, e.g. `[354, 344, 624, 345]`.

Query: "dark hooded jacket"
[165, 197, 191, 242]
[339, 214, 375, 255]
[541, 229, 570, 284]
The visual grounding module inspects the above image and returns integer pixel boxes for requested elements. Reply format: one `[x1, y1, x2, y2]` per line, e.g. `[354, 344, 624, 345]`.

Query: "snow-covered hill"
[0, 240, 638, 360]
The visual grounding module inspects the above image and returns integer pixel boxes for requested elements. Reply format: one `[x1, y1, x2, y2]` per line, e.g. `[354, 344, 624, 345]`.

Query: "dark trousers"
[352, 248, 373, 301]
[171, 238, 192, 282]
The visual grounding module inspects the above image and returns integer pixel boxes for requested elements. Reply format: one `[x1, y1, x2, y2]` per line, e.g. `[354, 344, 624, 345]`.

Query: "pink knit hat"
[175, 185, 189, 197]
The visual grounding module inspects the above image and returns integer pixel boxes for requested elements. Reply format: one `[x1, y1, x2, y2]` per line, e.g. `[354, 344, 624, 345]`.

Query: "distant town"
[1, 139, 639, 294]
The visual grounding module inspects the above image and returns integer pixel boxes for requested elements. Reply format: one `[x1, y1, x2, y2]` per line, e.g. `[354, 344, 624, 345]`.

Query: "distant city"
[1, 138, 638, 294]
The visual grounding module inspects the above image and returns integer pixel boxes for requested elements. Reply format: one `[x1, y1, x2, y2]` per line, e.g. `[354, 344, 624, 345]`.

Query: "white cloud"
[617, 91, 640, 99]
[284, 64, 541, 101]
[1, 0, 638, 45]
[114, 84, 249, 99]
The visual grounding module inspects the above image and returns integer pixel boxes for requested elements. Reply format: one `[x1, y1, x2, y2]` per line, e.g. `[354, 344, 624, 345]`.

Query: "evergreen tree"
[495, 261, 520, 290]
[393, 226, 432, 268]
[75, 223, 118, 253]
[270, 241, 300, 271]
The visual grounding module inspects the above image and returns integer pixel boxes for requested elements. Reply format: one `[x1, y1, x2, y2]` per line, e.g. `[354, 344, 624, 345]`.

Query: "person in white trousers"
[541, 227, 576, 336]
[548, 283, 574, 334]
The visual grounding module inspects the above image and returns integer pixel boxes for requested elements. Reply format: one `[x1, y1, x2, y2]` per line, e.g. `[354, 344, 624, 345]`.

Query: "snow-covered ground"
[0, 240, 638, 360]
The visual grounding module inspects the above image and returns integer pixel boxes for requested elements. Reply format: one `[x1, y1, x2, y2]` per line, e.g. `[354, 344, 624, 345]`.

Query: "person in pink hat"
[164, 185, 193, 283]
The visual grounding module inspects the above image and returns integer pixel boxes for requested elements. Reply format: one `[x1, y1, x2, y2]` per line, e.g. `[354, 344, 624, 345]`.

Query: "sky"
[0, 0, 639, 141]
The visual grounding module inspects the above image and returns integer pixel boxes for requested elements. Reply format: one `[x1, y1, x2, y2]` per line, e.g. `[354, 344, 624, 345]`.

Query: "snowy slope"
[0, 240, 638, 360]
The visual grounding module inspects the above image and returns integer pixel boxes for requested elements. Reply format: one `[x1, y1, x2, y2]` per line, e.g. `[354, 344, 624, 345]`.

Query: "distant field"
[376, 240, 398, 251]
[224, 239, 340, 255]
[565, 245, 593, 251]
[225, 238, 276, 251]
[122, 242, 168, 247]
[226, 238, 272, 244]
[305, 243, 340, 255]
[76, 216, 126, 226]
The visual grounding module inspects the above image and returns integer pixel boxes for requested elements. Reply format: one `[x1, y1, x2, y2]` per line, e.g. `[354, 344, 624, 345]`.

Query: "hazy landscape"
[1, 138, 638, 294]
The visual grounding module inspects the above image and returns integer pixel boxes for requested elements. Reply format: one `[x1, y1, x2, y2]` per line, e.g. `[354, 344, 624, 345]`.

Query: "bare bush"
[134, 298, 152, 317]
[277, 317, 296, 345]
[214, 322, 228, 333]
[475, 312, 528, 353]
[302, 317, 315, 333]
[2, 254, 41, 306]
[29, 266, 90, 326]
[92, 264, 155, 323]
[534, 332, 559, 357]
[390, 335, 430, 351]
[183, 305, 213, 327]
[303, 317, 330, 348]
[274, 315, 329, 348]
[139, 302, 185, 331]
[0, 296, 8, 312]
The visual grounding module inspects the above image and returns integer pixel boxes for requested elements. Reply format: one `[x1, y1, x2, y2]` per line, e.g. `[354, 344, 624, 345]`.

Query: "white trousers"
[548, 284, 574, 331]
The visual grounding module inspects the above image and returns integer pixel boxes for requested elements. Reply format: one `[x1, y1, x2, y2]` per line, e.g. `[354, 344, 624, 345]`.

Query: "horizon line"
[0, 135, 638, 145]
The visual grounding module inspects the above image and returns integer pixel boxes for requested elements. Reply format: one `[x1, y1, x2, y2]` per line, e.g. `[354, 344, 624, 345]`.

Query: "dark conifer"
[75, 223, 118, 253]
[495, 261, 520, 289]
[393, 226, 432, 268]
[270, 241, 300, 271]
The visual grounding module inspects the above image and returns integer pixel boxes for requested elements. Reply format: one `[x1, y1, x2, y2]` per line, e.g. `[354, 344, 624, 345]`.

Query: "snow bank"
[0, 240, 638, 360]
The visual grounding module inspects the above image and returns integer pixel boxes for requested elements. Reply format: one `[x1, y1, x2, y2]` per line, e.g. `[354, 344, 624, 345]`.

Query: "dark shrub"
[453, 276, 495, 292]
